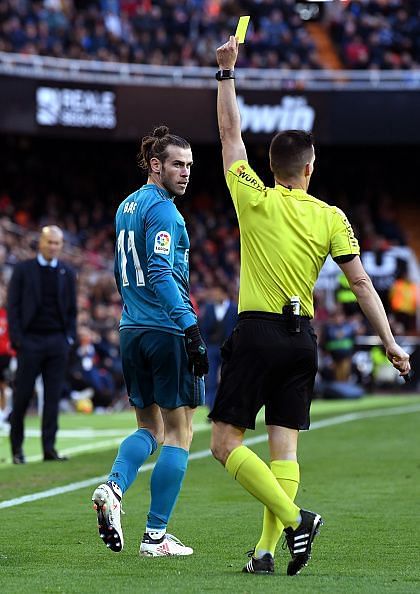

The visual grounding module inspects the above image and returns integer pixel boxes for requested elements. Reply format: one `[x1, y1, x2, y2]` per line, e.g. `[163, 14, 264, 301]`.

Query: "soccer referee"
[209, 36, 411, 577]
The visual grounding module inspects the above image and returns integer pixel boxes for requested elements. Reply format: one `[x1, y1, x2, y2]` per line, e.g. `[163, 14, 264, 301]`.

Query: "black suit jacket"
[7, 258, 77, 348]
[200, 301, 238, 345]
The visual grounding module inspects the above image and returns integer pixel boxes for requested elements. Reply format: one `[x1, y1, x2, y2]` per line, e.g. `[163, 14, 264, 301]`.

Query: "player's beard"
[161, 168, 188, 198]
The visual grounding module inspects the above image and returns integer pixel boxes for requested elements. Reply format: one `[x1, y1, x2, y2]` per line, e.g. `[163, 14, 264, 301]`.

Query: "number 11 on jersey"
[117, 229, 145, 287]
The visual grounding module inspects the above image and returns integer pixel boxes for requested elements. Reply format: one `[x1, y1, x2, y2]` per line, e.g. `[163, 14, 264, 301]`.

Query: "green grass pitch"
[1, 395, 420, 593]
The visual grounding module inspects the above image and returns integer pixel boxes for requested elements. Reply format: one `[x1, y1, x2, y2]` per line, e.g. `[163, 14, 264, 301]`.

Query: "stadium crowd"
[329, 0, 420, 70]
[0, 0, 321, 69]
[1, 0, 420, 70]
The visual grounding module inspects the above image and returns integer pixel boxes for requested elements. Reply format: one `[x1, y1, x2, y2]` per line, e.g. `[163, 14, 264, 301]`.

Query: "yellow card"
[235, 15, 250, 44]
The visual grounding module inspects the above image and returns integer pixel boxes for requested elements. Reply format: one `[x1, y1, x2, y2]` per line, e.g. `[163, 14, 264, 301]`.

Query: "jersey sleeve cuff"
[178, 312, 197, 332]
[331, 248, 360, 259]
[333, 254, 358, 264]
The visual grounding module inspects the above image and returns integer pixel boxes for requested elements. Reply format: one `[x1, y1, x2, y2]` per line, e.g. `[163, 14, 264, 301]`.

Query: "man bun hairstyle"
[269, 130, 314, 180]
[137, 125, 190, 172]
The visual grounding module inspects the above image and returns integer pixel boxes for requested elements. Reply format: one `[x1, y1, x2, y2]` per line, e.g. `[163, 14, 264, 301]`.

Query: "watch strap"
[215, 69, 235, 81]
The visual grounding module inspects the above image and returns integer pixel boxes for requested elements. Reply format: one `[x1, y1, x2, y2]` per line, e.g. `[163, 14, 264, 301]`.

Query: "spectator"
[0, 285, 14, 427]
[344, 35, 370, 68]
[389, 267, 418, 333]
[67, 325, 115, 410]
[199, 285, 238, 410]
[322, 305, 356, 382]
[335, 271, 359, 316]
[95, 327, 125, 399]
[374, 195, 406, 246]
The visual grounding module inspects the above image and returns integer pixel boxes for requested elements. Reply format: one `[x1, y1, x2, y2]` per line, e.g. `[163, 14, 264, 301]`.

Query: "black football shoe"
[12, 452, 26, 464]
[284, 509, 323, 576]
[242, 550, 274, 574]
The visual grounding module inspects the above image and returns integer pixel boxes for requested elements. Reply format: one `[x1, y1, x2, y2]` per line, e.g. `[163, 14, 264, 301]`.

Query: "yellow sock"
[255, 460, 300, 557]
[225, 446, 300, 529]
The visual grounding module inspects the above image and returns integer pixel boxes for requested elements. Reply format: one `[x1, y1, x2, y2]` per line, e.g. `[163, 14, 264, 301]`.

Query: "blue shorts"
[120, 328, 205, 410]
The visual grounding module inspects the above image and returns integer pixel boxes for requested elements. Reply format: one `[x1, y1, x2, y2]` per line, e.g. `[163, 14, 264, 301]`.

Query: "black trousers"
[10, 332, 69, 455]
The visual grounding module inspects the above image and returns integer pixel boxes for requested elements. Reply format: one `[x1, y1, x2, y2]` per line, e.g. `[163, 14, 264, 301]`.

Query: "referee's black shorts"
[208, 311, 318, 431]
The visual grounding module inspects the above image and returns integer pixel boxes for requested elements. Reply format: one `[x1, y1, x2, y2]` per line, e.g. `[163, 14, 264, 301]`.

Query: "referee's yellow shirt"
[226, 160, 360, 318]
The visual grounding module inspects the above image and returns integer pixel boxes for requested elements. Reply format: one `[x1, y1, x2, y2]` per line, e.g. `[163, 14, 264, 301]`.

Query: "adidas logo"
[156, 541, 171, 555]
[293, 532, 310, 554]
[246, 559, 255, 573]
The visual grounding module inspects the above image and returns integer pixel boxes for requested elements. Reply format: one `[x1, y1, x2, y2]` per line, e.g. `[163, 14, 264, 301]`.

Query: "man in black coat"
[199, 286, 238, 411]
[7, 225, 77, 464]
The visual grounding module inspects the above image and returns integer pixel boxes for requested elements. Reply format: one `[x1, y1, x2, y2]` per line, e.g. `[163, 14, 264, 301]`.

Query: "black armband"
[333, 254, 357, 264]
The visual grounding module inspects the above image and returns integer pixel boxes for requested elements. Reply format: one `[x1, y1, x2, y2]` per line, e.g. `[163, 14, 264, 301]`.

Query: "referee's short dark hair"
[269, 130, 314, 179]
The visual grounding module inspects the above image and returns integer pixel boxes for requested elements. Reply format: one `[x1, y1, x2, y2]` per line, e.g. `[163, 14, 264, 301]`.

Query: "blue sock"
[108, 428, 157, 494]
[146, 445, 189, 530]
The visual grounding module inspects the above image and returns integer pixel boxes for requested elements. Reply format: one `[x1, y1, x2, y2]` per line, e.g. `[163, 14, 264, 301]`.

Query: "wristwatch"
[215, 69, 235, 81]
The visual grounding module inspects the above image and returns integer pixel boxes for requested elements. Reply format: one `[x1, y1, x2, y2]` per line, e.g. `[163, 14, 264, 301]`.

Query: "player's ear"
[150, 157, 161, 174]
[304, 162, 311, 177]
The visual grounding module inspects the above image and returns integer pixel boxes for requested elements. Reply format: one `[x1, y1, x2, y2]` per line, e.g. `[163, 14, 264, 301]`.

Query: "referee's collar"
[275, 184, 306, 194]
[37, 253, 58, 268]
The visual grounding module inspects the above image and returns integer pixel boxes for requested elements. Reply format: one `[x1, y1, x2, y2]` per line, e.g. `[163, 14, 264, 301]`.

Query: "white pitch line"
[1, 403, 419, 510]
[0, 423, 211, 439]
[3, 423, 213, 464]
[23, 438, 126, 463]
[0, 428, 128, 439]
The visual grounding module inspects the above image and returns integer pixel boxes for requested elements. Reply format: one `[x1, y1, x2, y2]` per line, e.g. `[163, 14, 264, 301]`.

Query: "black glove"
[184, 324, 209, 377]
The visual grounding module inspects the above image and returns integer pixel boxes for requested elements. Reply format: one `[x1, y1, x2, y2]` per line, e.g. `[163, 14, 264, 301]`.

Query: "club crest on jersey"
[154, 231, 171, 255]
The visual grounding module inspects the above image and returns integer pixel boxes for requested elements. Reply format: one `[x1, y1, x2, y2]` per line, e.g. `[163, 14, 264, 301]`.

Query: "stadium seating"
[329, 0, 420, 69]
[0, 0, 321, 68]
[2, 1, 419, 70]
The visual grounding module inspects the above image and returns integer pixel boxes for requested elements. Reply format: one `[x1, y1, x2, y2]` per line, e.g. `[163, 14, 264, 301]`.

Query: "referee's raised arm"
[215, 35, 247, 174]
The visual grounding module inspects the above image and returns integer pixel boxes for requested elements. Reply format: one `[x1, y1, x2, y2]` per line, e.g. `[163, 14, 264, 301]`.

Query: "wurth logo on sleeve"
[237, 170, 265, 191]
[154, 231, 171, 255]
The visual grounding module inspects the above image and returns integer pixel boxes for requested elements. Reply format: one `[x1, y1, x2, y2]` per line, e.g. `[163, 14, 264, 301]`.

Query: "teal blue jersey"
[114, 184, 196, 335]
